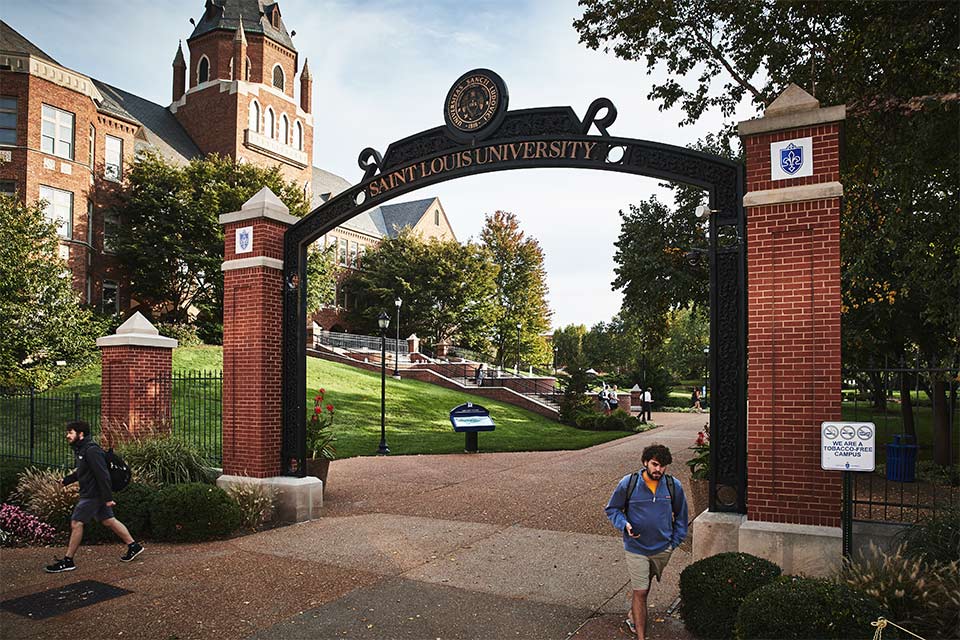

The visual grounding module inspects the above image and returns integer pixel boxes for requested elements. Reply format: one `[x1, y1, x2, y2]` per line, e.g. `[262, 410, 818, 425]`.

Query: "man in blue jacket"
[44, 420, 144, 573]
[605, 444, 688, 640]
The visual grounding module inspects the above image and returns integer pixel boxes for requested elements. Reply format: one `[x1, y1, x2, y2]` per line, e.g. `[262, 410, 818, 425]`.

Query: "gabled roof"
[0, 20, 58, 64]
[92, 80, 201, 164]
[189, 0, 295, 51]
[377, 198, 438, 238]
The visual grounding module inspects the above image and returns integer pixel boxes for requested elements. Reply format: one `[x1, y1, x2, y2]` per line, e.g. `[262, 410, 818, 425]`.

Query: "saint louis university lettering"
[367, 140, 599, 197]
[769, 136, 813, 180]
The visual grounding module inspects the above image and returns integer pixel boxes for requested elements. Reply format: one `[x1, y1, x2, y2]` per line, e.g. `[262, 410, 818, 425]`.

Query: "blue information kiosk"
[449, 402, 495, 453]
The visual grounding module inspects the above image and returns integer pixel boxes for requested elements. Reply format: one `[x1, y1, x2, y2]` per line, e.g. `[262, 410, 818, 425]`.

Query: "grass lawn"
[308, 355, 627, 458]
[2, 346, 630, 465]
[841, 401, 959, 466]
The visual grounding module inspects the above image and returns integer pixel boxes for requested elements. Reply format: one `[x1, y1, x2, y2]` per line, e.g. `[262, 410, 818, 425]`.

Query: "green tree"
[662, 306, 709, 381]
[552, 323, 587, 369]
[0, 195, 107, 388]
[306, 243, 337, 315]
[108, 153, 310, 330]
[479, 211, 553, 368]
[344, 230, 498, 350]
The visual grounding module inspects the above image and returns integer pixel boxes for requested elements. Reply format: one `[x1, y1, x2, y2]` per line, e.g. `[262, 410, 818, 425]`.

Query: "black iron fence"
[151, 371, 223, 465]
[0, 387, 101, 468]
[842, 364, 959, 525]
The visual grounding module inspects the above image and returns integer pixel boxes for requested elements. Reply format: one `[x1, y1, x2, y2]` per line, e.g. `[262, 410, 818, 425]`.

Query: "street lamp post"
[377, 311, 390, 455]
[553, 346, 558, 375]
[515, 322, 522, 374]
[393, 297, 402, 378]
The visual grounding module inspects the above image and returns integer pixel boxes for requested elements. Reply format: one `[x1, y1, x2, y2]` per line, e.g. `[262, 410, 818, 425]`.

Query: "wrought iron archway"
[282, 70, 747, 513]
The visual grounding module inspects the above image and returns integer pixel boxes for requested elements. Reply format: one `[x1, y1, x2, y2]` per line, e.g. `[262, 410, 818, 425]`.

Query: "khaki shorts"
[624, 547, 673, 591]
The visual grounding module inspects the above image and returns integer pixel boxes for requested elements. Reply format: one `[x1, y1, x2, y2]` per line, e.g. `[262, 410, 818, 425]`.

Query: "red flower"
[314, 406, 322, 414]
[314, 394, 322, 402]
[326, 404, 334, 412]
[319, 388, 325, 394]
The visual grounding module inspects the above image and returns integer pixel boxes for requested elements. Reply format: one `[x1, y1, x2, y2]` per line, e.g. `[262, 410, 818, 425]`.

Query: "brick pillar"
[219, 187, 298, 478]
[97, 312, 177, 446]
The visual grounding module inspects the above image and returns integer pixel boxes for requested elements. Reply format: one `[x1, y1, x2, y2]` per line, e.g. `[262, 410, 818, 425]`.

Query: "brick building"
[0, 1, 454, 320]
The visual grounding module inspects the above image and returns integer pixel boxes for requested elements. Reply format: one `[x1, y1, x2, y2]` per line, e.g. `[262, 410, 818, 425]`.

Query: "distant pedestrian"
[608, 385, 620, 412]
[643, 387, 653, 422]
[475, 363, 486, 387]
[691, 387, 702, 413]
[45, 420, 144, 573]
[599, 385, 611, 415]
[605, 444, 688, 640]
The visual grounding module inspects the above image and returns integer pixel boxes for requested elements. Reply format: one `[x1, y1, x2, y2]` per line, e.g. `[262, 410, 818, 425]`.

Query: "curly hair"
[641, 444, 673, 466]
[66, 420, 92, 439]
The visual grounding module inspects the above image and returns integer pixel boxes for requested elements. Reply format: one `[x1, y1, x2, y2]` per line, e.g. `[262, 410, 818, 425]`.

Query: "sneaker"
[120, 542, 144, 562]
[45, 557, 76, 573]
[624, 618, 637, 634]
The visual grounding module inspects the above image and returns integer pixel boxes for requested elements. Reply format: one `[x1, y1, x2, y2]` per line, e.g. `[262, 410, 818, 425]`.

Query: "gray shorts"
[71, 498, 114, 523]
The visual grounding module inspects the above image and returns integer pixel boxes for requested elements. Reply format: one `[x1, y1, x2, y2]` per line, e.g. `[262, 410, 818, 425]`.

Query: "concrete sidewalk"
[0, 412, 707, 640]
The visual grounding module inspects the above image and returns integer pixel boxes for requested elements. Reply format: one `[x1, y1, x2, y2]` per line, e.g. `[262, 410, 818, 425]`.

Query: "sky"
[7, 0, 756, 329]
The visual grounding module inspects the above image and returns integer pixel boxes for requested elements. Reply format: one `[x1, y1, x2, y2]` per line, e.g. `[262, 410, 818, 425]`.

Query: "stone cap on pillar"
[219, 187, 300, 226]
[738, 83, 845, 136]
[96, 312, 178, 349]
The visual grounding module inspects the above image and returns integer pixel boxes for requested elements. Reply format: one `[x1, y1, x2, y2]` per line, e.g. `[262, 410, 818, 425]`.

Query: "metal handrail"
[314, 330, 408, 356]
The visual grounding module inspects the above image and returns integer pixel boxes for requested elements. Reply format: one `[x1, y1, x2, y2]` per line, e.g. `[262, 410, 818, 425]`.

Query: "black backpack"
[620, 471, 683, 534]
[105, 448, 132, 492]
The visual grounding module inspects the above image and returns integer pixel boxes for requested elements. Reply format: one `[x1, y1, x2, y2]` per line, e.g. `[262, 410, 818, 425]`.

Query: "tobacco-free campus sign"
[821, 421, 876, 471]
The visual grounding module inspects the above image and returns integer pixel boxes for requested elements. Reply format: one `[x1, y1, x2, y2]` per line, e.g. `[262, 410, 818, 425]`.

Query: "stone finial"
[301, 58, 311, 80]
[234, 16, 247, 44]
[96, 312, 178, 348]
[219, 187, 299, 225]
[764, 83, 820, 117]
[173, 41, 186, 68]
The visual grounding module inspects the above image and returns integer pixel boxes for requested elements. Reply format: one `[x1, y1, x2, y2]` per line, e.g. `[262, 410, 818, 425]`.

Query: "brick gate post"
[737, 84, 845, 574]
[215, 187, 322, 520]
[97, 312, 177, 445]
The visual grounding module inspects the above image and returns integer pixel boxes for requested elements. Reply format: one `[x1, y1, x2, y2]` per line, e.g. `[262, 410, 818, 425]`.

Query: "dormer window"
[272, 65, 285, 91]
[197, 56, 210, 84]
[271, 8, 281, 29]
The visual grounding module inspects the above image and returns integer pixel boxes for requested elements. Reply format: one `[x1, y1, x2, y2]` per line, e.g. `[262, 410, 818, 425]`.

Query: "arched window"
[266, 108, 275, 138]
[272, 65, 285, 91]
[229, 57, 234, 80]
[294, 121, 303, 150]
[280, 114, 289, 145]
[245, 57, 251, 81]
[197, 55, 209, 83]
[248, 100, 260, 133]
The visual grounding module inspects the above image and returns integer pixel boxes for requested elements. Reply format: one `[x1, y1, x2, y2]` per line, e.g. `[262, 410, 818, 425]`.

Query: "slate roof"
[377, 199, 438, 238]
[92, 80, 201, 165]
[189, 0, 295, 51]
[0, 20, 58, 64]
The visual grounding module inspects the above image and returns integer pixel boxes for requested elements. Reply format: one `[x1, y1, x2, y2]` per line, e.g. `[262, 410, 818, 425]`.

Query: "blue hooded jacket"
[605, 471, 688, 555]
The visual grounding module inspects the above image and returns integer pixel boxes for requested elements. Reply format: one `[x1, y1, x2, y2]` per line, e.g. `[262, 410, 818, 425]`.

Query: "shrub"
[0, 459, 29, 504]
[150, 483, 241, 542]
[155, 322, 202, 347]
[0, 503, 57, 546]
[842, 543, 960, 639]
[735, 576, 884, 640]
[9, 467, 78, 532]
[226, 481, 275, 530]
[85, 483, 158, 543]
[678, 552, 782, 639]
[117, 433, 210, 486]
[895, 507, 960, 566]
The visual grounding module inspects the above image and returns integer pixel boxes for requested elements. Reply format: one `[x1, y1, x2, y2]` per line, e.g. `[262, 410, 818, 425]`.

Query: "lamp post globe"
[377, 311, 390, 455]
[393, 298, 402, 378]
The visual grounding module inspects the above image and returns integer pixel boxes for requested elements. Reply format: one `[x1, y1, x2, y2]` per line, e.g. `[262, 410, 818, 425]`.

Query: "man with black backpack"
[44, 420, 143, 573]
[605, 444, 688, 640]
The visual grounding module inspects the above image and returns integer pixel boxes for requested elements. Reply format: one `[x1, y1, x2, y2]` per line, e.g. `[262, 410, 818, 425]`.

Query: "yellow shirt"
[644, 473, 659, 496]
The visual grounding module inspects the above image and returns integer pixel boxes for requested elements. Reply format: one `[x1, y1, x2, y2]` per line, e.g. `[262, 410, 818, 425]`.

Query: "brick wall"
[100, 345, 172, 445]
[743, 123, 843, 527]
